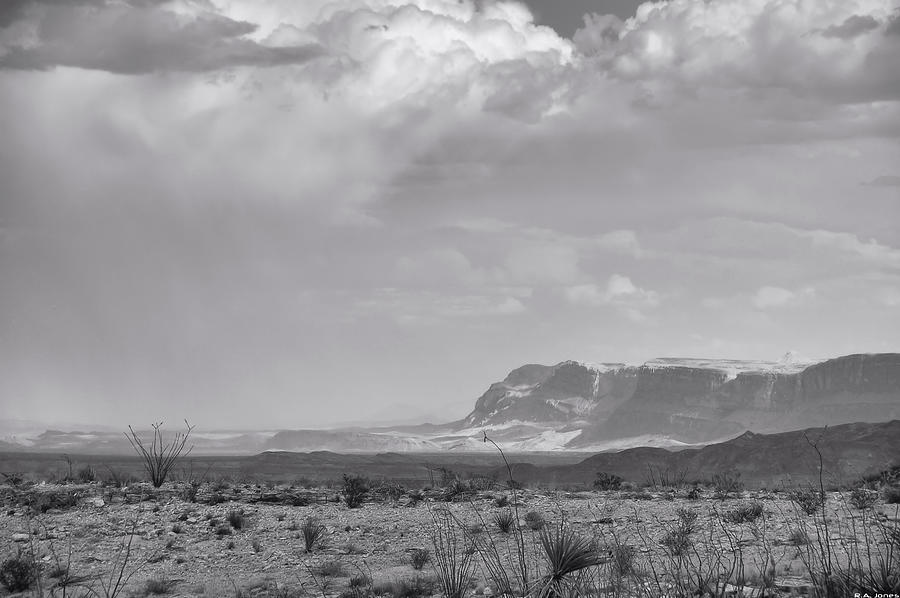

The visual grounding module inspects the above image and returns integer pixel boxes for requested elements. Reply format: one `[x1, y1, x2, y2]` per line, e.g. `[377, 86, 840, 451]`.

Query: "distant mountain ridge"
[2, 353, 898, 454]
[460, 353, 900, 448]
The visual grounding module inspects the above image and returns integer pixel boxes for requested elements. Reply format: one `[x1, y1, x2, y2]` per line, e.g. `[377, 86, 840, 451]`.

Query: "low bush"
[144, 577, 175, 595]
[849, 487, 878, 509]
[724, 501, 764, 524]
[524, 511, 545, 531]
[226, 509, 245, 530]
[790, 488, 825, 515]
[0, 553, 36, 592]
[594, 472, 624, 491]
[883, 486, 900, 504]
[342, 475, 369, 509]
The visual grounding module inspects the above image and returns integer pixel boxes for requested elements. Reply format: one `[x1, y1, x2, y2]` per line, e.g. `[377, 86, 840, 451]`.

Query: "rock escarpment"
[459, 353, 900, 446]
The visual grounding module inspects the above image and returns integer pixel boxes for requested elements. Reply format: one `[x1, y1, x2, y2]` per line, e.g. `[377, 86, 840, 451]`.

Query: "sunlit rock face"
[460, 353, 900, 447]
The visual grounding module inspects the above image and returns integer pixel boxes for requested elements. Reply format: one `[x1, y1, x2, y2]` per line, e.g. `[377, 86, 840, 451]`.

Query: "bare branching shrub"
[712, 471, 743, 500]
[125, 421, 195, 488]
[430, 510, 475, 598]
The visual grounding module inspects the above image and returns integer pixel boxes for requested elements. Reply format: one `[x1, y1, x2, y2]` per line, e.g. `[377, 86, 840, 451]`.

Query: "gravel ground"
[2, 482, 899, 597]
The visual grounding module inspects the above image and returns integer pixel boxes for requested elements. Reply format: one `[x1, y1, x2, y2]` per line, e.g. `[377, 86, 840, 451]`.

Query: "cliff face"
[459, 353, 900, 447]
[462, 361, 635, 428]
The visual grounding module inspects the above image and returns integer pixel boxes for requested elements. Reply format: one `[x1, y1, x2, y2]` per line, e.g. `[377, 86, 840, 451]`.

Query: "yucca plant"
[301, 516, 325, 553]
[534, 523, 605, 598]
[493, 509, 515, 533]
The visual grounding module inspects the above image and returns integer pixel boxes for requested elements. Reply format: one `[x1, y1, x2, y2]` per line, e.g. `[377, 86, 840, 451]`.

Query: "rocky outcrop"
[462, 361, 635, 428]
[459, 353, 900, 446]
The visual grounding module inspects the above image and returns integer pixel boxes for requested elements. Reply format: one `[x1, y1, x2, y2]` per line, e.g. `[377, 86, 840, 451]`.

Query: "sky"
[1, 0, 899, 429]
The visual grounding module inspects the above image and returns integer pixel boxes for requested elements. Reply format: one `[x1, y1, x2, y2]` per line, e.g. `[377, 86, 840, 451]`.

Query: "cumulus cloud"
[1, 0, 898, 426]
[0, 0, 324, 73]
[565, 274, 659, 321]
[751, 286, 815, 310]
[820, 14, 881, 39]
[574, 0, 900, 103]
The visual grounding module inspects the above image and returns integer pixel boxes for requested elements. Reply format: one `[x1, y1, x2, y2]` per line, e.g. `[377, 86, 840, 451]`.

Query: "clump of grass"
[215, 524, 232, 537]
[724, 501, 764, 524]
[411, 548, 430, 570]
[143, 577, 175, 595]
[226, 509, 245, 530]
[301, 517, 325, 553]
[493, 494, 509, 508]
[319, 560, 345, 577]
[493, 510, 515, 533]
[77, 466, 96, 483]
[524, 511, 545, 531]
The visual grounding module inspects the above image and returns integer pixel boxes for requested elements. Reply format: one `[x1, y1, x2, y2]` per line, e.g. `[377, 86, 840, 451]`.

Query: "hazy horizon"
[2, 0, 899, 429]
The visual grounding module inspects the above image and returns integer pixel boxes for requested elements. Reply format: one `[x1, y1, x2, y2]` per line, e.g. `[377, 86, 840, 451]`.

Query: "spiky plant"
[493, 509, 515, 533]
[301, 517, 325, 553]
[535, 523, 605, 598]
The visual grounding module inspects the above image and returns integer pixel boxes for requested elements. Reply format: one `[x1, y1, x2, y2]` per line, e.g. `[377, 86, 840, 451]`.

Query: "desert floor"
[2, 481, 899, 597]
